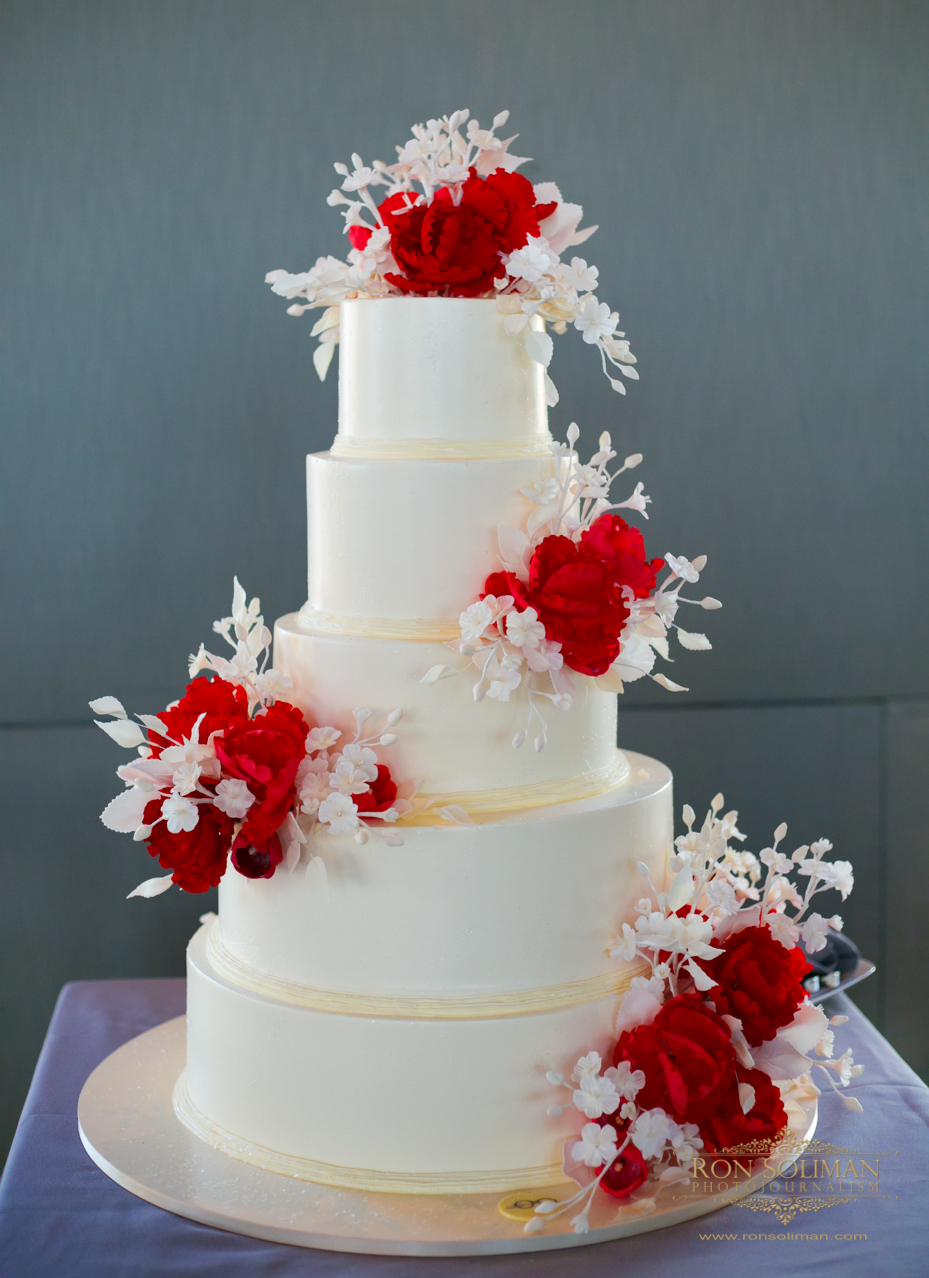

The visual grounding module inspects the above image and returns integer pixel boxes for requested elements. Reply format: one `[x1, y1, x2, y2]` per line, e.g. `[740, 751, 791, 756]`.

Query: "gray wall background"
[2, 0, 927, 1166]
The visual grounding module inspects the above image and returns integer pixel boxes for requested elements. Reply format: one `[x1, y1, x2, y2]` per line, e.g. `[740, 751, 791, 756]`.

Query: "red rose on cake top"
[695, 924, 812, 1046]
[360, 168, 556, 297]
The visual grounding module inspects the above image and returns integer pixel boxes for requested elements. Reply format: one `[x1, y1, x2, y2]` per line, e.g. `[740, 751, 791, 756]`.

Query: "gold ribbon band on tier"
[297, 601, 461, 642]
[408, 754, 631, 822]
[206, 921, 650, 1020]
[329, 433, 554, 460]
[173, 1073, 568, 1194]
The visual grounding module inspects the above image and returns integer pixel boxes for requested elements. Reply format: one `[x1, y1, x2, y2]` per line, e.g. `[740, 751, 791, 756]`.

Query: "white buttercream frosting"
[305, 451, 561, 622]
[338, 298, 548, 444]
[217, 752, 671, 993]
[273, 614, 620, 796]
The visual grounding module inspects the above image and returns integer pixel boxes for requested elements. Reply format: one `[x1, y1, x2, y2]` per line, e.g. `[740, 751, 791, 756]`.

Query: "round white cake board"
[78, 1015, 817, 1257]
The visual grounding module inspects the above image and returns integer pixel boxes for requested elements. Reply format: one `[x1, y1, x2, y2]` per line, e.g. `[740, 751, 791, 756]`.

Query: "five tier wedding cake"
[93, 110, 861, 1236]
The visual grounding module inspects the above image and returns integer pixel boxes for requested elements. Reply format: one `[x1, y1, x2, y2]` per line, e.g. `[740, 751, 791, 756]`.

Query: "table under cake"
[1, 979, 926, 1277]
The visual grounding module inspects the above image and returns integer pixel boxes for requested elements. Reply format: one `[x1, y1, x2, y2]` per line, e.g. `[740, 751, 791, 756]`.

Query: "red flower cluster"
[353, 168, 556, 297]
[483, 514, 663, 676]
[696, 925, 812, 1046]
[145, 677, 308, 894]
[143, 798, 235, 895]
[610, 991, 787, 1162]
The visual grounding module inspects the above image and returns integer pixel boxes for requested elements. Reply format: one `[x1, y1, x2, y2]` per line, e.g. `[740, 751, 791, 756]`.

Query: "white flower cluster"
[188, 577, 289, 712]
[423, 424, 719, 747]
[530, 1049, 700, 1235]
[292, 706, 411, 848]
[525, 794, 863, 1237]
[610, 796, 855, 981]
[264, 108, 632, 398]
[93, 580, 297, 898]
[93, 581, 412, 900]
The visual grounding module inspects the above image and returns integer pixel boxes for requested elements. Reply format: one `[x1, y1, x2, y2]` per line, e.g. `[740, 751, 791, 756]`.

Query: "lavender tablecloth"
[1, 979, 927, 1277]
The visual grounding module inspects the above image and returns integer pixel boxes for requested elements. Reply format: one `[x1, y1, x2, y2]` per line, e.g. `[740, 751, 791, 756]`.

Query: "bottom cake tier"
[180, 752, 673, 1193]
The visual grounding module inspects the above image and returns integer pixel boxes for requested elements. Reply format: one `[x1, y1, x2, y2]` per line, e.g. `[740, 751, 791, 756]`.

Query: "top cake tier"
[334, 297, 550, 456]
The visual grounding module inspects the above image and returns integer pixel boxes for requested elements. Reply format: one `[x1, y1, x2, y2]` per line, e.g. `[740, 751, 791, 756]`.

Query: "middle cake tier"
[303, 450, 562, 626]
[275, 613, 623, 803]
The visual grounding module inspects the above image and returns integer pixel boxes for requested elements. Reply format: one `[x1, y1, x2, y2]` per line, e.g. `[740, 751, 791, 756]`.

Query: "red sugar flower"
[380, 168, 556, 297]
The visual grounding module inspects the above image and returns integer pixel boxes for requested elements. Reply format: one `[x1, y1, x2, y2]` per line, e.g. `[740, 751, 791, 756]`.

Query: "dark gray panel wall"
[2, 0, 927, 1164]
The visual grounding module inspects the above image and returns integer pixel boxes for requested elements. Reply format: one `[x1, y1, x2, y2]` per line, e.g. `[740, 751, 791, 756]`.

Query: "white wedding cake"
[180, 296, 672, 1191]
[95, 111, 860, 1231]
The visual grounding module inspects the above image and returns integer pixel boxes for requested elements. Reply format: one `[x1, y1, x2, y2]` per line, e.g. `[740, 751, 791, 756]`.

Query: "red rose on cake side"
[94, 582, 411, 899]
[483, 513, 663, 678]
[447, 426, 714, 747]
[531, 798, 861, 1235]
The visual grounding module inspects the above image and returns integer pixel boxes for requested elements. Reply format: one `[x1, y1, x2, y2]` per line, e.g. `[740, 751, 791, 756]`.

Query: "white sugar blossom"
[171, 762, 201, 796]
[254, 668, 293, 702]
[161, 794, 199, 834]
[572, 1123, 619, 1169]
[213, 778, 255, 820]
[307, 725, 341, 751]
[561, 257, 599, 293]
[525, 640, 564, 673]
[459, 600, 496, 643]
[267, 110, 634, 396]
[572, 1072, 620, 1119]
[630, 1108, 671, 1160]
[800, 912, 831, 953]
[668, 1120, 703, 1163]
[608, 923, 638, 962]
[604, 1061, 645, 1100]
[317, 791, 359, 834]
[574, 297, 617, 344]
[505, 606, 545, 650]
[505, 236, 558, 284]
[571, 1051, 602, 1080]
[665, 553, 700, 583]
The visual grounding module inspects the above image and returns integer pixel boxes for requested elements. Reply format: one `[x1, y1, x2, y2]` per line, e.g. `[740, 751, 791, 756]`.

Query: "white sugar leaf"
[100, 788, 151, 833]
[738, 1082, 756, 1114]
[595, 667, 625, 694]
[96, 718, 145, 749]
[437, 805, 477, 827]
[504, 312, 529, 336]
[305, 854, 330, 901]
[421, 664, 456, 685]
[647, 634, 671, 661]
[137, 714, 171, 738]
[677, 629, 712, 651]
[569, 223, 598, 246]
[309, 306, 340, 337]
[313, 340, 336, 382]
[608, 377, 627, 395]
[383, 830, 405, 847]
[652, 674, 689, 692]
[527, 501, 560, 537]
[525, 328, 554, 368]
[544, 373, 559, 406]
[497, 523, 530, 575]
[685, 959, 718, 992]
[127, 875, 174, 899]
[88, 697, 127, 719]
[667, 865, 695, 910]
